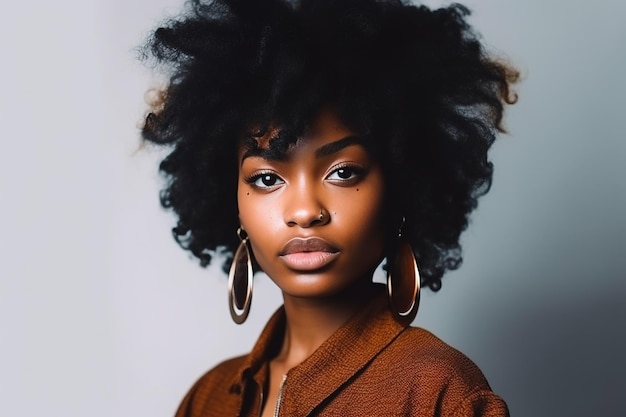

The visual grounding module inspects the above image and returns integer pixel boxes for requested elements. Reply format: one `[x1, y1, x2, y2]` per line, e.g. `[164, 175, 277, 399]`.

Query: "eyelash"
[244, 164, 367, 191]
[244, 170, 284, 189]
[326, 163, 366, 183]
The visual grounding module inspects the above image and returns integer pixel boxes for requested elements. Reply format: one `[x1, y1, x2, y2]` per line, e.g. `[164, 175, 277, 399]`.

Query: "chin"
[273, 271, 367, 299]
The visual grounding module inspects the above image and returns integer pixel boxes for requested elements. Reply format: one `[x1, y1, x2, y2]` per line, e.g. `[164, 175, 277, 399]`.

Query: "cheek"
[239, 195, 277, 230]
[237, 189, 259, 234]
[335, 185, 386, 248]
[237, 187, 281, 261]
[237, 191, 268, 269]
[236, 184, 247, 226]
[236, 185, 246, 232]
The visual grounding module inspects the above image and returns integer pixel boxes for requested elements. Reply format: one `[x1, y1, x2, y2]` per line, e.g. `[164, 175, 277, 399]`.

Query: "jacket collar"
[230, 284, 409, 416]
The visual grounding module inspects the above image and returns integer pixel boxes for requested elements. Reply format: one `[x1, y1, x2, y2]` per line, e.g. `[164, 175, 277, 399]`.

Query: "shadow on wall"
[488, 282, 625, 416]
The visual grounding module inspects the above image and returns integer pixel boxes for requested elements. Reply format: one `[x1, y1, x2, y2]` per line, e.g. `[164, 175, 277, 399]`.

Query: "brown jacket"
[175, 287, 509, 417]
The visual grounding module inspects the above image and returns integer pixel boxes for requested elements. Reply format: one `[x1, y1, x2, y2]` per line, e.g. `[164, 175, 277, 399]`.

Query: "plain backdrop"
[1, 1, 624, 416]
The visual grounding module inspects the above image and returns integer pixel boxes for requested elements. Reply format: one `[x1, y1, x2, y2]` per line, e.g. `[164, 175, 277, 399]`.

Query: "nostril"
[285, 207, 328, 228]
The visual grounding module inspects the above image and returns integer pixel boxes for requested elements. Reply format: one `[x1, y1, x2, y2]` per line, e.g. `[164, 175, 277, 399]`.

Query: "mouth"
[279, 237, 340, 271]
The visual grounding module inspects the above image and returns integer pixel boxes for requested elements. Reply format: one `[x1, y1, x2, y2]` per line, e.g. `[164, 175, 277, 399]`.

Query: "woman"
[141, 0, 518, 415]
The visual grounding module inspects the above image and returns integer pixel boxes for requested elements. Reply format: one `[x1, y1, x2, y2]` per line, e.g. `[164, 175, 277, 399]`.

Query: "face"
[237, 110, 386, 299]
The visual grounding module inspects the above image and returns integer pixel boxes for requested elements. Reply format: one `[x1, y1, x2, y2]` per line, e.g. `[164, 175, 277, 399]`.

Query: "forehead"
[305, 110, 357, 141]
[239, 110, 360, 160]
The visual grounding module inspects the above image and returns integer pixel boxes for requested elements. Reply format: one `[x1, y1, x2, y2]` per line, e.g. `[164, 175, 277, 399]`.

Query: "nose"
[283, 183, 329, 228]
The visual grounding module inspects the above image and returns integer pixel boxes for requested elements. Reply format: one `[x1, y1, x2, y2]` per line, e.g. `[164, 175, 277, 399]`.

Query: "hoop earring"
[387, 218, 421, 322]
[228, 228, 253, 324]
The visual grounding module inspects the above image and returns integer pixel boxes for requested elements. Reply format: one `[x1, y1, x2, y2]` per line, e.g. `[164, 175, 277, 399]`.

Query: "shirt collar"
[230, 283, 409, 415]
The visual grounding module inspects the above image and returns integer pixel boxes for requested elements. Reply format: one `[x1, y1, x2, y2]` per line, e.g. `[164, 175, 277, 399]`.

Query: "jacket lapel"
[279, 289, 407, 416]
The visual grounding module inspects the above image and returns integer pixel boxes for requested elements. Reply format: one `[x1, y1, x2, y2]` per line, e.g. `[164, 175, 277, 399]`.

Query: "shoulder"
[393, 327, 489, 385]
[375, 327, 509, 416]
[187, 355, 246, 394]
[174, 355, 247, 417]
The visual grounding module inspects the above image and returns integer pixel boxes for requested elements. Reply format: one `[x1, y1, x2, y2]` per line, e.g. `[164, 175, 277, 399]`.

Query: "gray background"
[1, 0, 624, 416]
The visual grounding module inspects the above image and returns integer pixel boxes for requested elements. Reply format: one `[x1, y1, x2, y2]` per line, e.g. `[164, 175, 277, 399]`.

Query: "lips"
[279, 237, 340, 271]
[279, 237, 339, 255]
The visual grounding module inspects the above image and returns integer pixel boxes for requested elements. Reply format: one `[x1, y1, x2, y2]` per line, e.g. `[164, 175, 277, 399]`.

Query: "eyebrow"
[314, 135, 364, 158]
[240, 135, 365, 165]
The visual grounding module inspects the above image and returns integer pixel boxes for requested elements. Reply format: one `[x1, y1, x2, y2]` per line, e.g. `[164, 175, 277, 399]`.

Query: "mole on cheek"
[356, 188, 359, 192]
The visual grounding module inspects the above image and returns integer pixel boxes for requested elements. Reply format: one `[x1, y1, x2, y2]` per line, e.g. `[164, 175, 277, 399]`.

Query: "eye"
[326, 165, 366, 183]
[246, 172, 285, 190]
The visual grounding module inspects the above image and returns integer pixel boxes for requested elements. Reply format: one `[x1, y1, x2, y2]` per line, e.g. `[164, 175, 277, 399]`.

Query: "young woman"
[140, 0, 518, 415]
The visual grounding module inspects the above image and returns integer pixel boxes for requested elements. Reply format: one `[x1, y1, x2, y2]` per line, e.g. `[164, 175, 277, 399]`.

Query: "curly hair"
[140, 0, 517, 291]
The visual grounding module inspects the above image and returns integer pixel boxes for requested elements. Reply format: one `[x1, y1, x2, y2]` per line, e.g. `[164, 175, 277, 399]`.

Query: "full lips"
[279, 237, 340, 271]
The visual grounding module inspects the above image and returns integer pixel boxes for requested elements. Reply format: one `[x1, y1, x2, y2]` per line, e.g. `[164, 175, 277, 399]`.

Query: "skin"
[237, 110, 386, 417]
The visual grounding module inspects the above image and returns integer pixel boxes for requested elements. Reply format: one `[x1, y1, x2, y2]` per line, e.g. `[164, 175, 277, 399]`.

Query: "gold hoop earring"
[228, 228, 253, 324]
[387, 218, 421, 322]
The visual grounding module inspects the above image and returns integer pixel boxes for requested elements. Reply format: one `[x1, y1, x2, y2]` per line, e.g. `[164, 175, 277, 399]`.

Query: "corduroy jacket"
[175, 286, 509, 417]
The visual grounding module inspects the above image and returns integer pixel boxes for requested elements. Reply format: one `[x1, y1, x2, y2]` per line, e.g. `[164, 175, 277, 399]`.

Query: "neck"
[274, 280, 377, 370]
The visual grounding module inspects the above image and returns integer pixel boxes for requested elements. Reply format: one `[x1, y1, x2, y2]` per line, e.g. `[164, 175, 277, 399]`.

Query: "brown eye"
[327, 165, 365, 182]
[246, 172, 284, 190]
[336, 168, 352, 179]
[260, 174, 278, 186]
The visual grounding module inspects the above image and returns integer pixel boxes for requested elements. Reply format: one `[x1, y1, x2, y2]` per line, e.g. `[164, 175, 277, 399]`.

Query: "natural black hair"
[140, 0, 518, 291]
